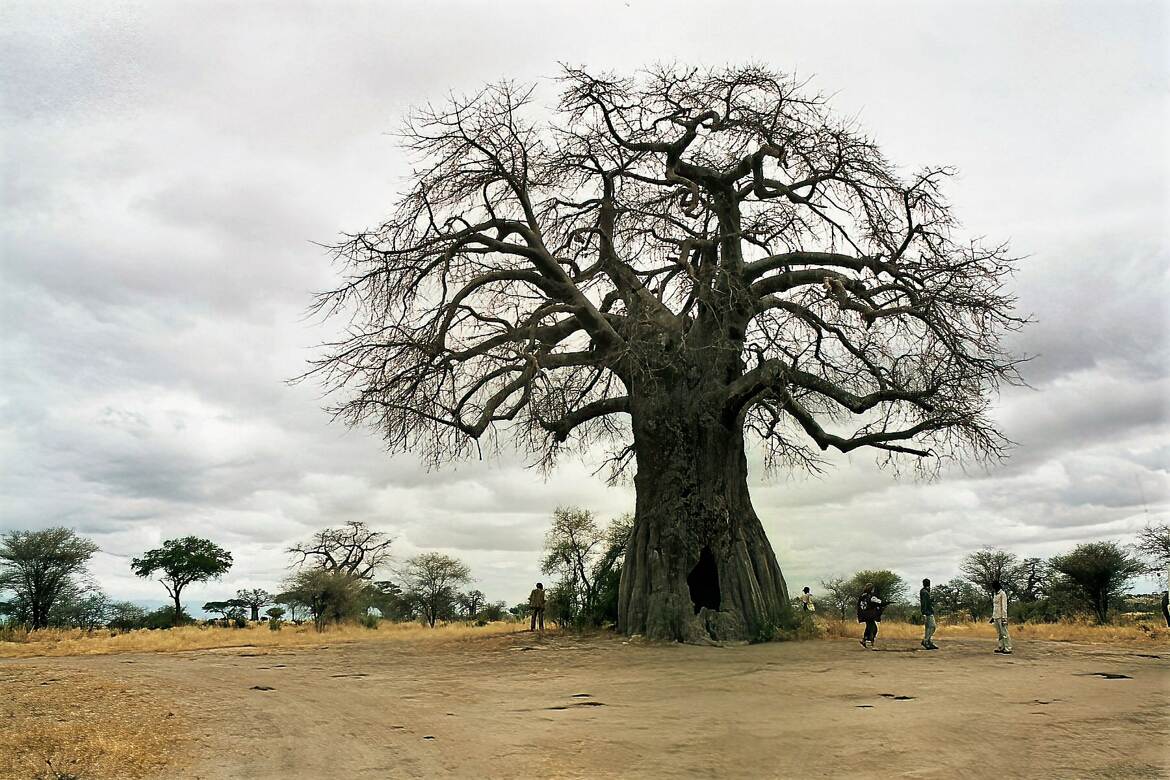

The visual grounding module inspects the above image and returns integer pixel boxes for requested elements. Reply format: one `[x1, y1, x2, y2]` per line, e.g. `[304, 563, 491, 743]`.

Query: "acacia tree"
[307, 65, 1023, 641]
[131, 537, 233, 627]
[0, 528, 99, 629]
[403, 553, 471, 627]
[960, 547, 1022, 596]
[1050, 541, 1145, 624]
[818, 577, 851, 620]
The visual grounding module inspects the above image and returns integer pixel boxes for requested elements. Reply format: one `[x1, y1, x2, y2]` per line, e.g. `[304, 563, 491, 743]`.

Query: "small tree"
[819, 577, 852, 620]
[480, 601, 507, 622]
[50, 588, 110, 630]
[235, 588, 273, 622]
[458, 589, 486, 619]
[265, 606, 286, 631]
[1135, 522, 1169, 582]
[0, 528, 99, 629]
[1050, 541, 1145, 624]
[272, 591, 308, 622]
[288, 521, 392, 578]
[847, 570, 908, 606]
[1012, 557, 1049, 602]
[541, 509, 633, 627]
[202, 599, 248, 623]
[131, 537, 233, 627]
[368, 580, 412, 621]
[282, 569, 366, 631]
[933, 578, 987, 620]
[960, 547, 1021, 596]
[541, 508, 604, 625]
[403, 553, 471, 628]
[107, 601, 147, 631]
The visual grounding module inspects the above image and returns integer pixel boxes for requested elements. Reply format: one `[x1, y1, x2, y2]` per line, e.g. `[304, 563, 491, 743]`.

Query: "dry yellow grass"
[0, 620, 524, 659]
[0, 666, 186, 779]
[816, 617, 1170, 644]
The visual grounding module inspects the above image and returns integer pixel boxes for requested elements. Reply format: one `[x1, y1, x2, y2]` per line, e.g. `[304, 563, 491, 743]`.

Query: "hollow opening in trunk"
[687, 546, 721, 614]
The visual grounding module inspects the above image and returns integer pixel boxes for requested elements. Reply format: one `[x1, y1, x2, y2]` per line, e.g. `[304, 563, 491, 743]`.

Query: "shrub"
[360, 612, 380, 629]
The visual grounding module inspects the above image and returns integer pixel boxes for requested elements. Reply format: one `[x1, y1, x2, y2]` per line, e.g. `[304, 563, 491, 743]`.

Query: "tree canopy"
[304, 64, 1024, 641]
[1050, 541, 1144, 624]
[0, 527, 98, 629]
[131, 537, 233, 626]
[288, 521, 392, 579]
[306, 64, 1022, 476]
[403, 553, 471, 628]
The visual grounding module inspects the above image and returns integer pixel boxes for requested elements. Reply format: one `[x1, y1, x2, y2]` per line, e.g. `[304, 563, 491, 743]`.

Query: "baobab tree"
[307, 65, 1023, 641]
[288, 521, 392, 579]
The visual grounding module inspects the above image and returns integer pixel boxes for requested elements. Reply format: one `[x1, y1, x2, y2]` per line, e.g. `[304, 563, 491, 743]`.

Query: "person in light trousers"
[990, 579, 1012, 654]
[919, 578, 938, 650]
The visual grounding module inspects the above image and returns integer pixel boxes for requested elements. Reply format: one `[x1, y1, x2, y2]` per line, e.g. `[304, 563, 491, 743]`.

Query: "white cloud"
[1, 0, 1167, 607]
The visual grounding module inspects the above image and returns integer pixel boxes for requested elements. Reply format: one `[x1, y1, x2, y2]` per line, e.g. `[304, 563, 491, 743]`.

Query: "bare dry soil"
[7, 631, 1169, 779]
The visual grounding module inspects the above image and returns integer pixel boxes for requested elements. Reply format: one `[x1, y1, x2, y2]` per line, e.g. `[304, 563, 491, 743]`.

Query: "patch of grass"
[0, 666, 185, 779]
[0, 620, 523, 659]
[815, 618, 1170, 644]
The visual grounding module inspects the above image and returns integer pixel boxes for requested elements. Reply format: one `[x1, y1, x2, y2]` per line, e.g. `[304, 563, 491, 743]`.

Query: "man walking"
[991, 579, 1012, 654]
[528, 582, 546, 634]
[920, 578, 938, 650]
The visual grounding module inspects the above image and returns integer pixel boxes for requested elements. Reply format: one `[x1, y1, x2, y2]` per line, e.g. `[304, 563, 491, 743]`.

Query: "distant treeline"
[0, 522, 520, 633]
[816, 536, 1169, 625]
[2, 518, 1167, 634]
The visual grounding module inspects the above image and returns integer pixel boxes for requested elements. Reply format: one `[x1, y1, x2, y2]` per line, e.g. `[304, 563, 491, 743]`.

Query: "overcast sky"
[2, 0, 1167, 611]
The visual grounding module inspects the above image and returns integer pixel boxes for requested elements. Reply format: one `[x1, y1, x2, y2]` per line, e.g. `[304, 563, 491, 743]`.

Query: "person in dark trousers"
[920, 578, 938, 650]
[1162, 588, 1169, 629]
[857, 583, 883, 648]
[528, 582, 546, 633]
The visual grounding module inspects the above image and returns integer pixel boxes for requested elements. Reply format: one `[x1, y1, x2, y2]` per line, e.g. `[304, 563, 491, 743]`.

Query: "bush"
[268, 618, 282, 632]
[360, 612, 380, 630]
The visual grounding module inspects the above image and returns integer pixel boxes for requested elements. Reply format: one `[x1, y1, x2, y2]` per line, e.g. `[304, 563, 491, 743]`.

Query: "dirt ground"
[6, 631, 1169, 779]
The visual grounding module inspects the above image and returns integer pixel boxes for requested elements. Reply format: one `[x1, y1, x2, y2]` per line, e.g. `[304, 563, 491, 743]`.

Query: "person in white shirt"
[991, 579, 1012, 654]
[799, 586, 815, 613]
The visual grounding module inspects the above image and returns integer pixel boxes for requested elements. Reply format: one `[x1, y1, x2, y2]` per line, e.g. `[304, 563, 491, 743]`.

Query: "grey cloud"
[2, 0, 1167, 607]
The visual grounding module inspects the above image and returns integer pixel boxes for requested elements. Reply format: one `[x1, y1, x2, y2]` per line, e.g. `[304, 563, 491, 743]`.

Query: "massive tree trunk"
[617, 367, 790, 642]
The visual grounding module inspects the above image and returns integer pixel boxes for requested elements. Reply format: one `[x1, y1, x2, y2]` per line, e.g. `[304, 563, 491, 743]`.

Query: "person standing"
[991, 579, 1012, 654]
[1162, 567, 1170, 628]
[528, 582, 546, 634]
[857, 583, 883, 648]
[799, 586, 815, 613]
[920, 578, 938, 650]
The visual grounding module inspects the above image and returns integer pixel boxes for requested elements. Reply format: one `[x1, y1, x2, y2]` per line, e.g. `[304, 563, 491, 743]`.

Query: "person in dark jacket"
[920, 578, 938, 650]
[857, 583, 883, 648]
[528, 582, 546, 634]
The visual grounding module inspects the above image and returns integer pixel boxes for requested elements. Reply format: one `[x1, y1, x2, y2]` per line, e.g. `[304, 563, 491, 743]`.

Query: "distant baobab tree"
[287, 521, 392, 579]
[305, 65, 1024, 641]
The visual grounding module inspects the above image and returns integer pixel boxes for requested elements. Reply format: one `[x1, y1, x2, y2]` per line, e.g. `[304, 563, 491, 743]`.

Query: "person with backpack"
[857, 583, 883, 648]
[799, 586, 816, 613]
